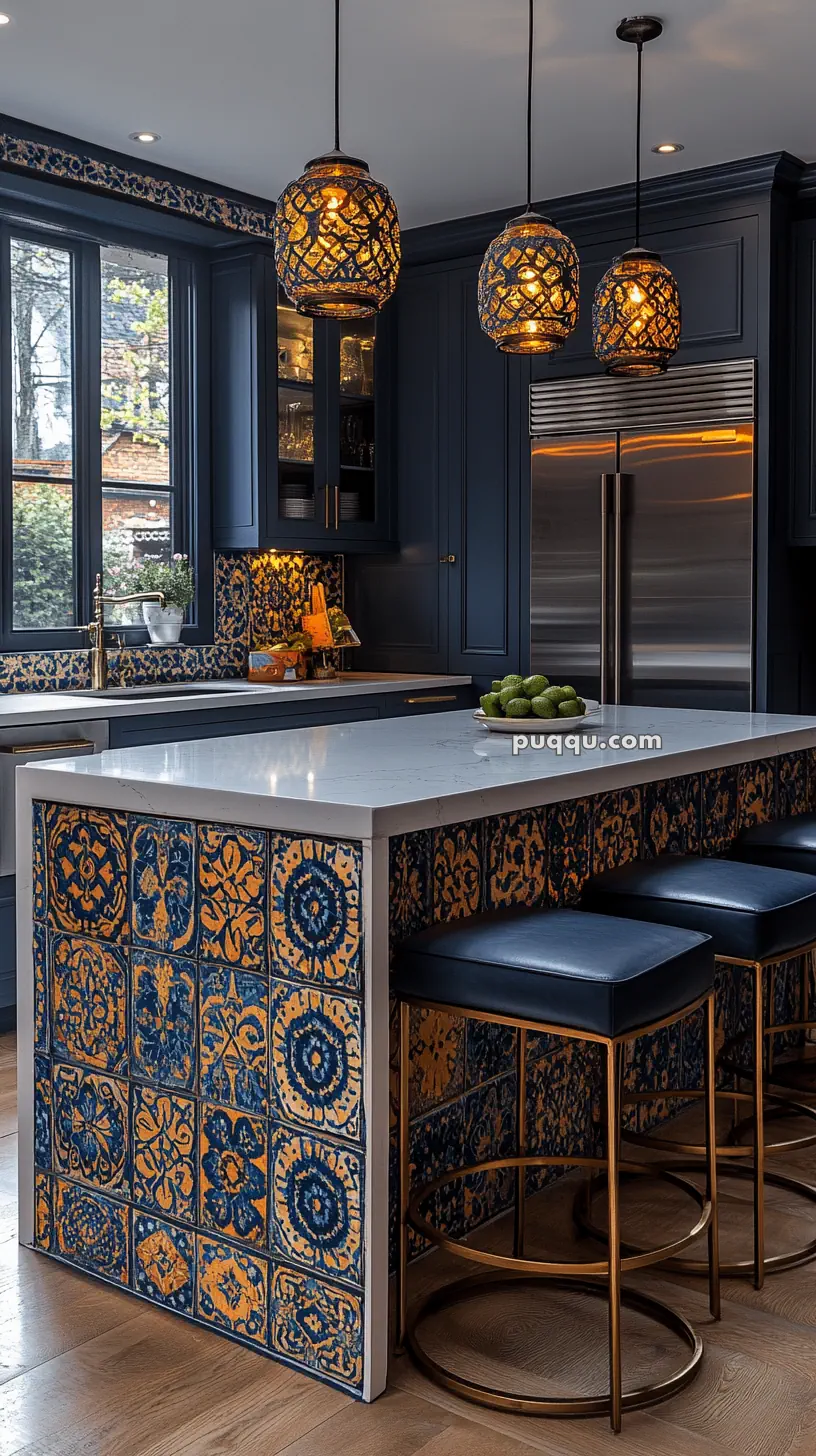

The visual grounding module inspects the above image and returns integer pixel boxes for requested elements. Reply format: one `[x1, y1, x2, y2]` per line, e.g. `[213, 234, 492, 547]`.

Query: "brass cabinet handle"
[0, 740, 94, 754]
[439, 554, 457, 564]
[335, 484, 340, 530]
[404, 694, 458, 704]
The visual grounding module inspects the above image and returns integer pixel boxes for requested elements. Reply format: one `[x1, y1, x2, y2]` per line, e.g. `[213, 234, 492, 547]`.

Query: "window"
[2, 221, 206, 647]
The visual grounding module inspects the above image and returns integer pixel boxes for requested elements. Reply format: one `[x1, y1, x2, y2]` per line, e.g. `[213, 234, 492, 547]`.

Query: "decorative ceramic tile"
[130, 817, 196, 955]
[133, 1212, 195, 1312]
[269, 835, 361, 990]
[269, 1264, 363, 1390]
[249, 551, 343, 648]
[680, 1007, 706, 1102]
[51, 933, 128, 1073]
[214, 554, 251, 646]
[462, 1073, 516, 1231]
[546, 797, 591, 905]
[701, 765, 739, 855]
[465, 1019, 516, 1090]
[34, 1171, 52, 1251]
[198, 825, 267, 971]
[409, 1100, 466, 1256]
[270, 1127, 363, 1285]
[46, 804, 128, 942]
[195, 1234, 268, 1346]
[809, 748, 816, 812]
[200, 965, 269, 1115]
[525, 1041, 599, 1181]
[53, 1177, 129, 1284]
[53, 1062, 129, 1195]
[270, 980, 362, 1141]
[389, 830, 432, 946]
[34, 1054, 52, 1171]
[131, 948, 196, 1091]
[409, 1006, 465, 1116]
[642, 776, 701, 858]
[107, 642, 246, 688]
[737, 759, 776, 830]
[132, 1085, 196, 1223]
[629, 1022, 683, 1132]
[777, 751, 808, 818]
[32, 800, 47, 920]
[200, 1103, 267, 1246]
[592, 788, 641, 874]
[485, 810, 547, 908]
[34, 922, 48, 1052]
[432, 822, 482, 920]
[0, 650, 88, 695]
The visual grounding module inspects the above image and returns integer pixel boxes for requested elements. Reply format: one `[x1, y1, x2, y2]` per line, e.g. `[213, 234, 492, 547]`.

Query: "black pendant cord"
[634, 39, 642, 246]
[334, 0, 341, 152]
[526, 0, 534, 210]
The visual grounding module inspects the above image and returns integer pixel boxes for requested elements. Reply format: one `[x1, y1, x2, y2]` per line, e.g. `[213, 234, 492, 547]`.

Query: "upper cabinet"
[211, 244, 395, 553]
[791, 218, 816, 545]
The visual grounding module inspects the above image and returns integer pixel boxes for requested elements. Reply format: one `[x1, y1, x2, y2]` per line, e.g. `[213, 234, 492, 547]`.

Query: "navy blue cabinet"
[792, 219, 816, 545]
[211, 244, 395, 553]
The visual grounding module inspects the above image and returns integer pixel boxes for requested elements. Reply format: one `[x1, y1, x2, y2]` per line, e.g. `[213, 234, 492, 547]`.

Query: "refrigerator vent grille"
[530, 360, 755, 436]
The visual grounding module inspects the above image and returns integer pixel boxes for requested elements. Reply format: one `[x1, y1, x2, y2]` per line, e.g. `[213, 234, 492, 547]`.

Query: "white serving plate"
[472, 699, 600, 734]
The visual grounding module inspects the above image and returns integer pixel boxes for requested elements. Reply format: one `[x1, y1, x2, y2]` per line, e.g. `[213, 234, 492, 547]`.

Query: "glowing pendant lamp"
[275, 0, 400, 318]
[592, 16, 681, 376]
[477, 0, 579, 354]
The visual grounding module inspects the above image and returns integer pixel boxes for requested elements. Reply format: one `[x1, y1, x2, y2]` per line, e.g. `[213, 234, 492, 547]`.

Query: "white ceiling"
[0, 0, 815, 229]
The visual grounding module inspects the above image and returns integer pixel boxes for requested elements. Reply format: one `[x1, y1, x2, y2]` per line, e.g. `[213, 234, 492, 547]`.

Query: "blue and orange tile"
[269, 835, 361, 990]
[701, 765, 739, 855]
[737, 759, 776, 831]
[198, 824, 267, 971]
[214, 553, 251, 646]
[642, 776, 701, 858]
[46, 804, 128, 942]
[131, 948, 196, 1092]
[463, 1073, 516, 1231]
[32, 800, 47, 921]
[132, 1084, 196, 1223]
[389, 830, 432, 946]
[53, 1062, 129, 1195]
[592, 788, 641, 874]
[51, 933, 128, 1073]
[546, 797, 591, 905]
[195, 1234, 268, 1346]
[133, 1212, 194, 1312]
[270, 980, 363, 1141]
[269, 1264, 363, 1390]
[34, 1171, 52, 1251]
[34, 1053, 52, 1171]
[33, 922, 48, 1052]
[777, 751, 808, 819]
[130, 816, 196, 955]
[432, 821, 482, 920]
[409, 1005, 464, 1116]
[465, 1018, 516, 1090]
[200, 1102, 268, 1246]
[270, 1126, 363, 1285]
[409, 1099, 466, 1256]
[485, 809, 547, 908]
[53, 1177, 129, 1285]
[200, 965, 268, 1115]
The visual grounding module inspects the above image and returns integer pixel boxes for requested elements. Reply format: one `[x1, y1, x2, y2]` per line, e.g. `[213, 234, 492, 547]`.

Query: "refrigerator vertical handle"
[613, 473, 628, 705]
[600, 475, 611, 704]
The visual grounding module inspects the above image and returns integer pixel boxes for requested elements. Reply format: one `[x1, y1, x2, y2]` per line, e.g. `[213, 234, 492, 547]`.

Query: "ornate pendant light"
[592, 17, 681, 376]
[275, 0, 400, 318]
[478, 0, 579, 354]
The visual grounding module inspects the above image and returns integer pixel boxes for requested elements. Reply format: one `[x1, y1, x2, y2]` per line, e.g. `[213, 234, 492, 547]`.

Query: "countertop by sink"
[0, 672, 472, 729]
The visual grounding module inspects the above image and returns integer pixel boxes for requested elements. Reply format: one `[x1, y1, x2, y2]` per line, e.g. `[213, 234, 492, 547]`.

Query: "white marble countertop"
[0, 672, 471, 729]
[21, 704, 816, 840]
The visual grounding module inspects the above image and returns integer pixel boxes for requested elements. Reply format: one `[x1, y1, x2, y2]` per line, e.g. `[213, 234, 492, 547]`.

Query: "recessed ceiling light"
[129, 131, 161, 144]
[0, 14, 12, 24]
[652, 141, 684, 154]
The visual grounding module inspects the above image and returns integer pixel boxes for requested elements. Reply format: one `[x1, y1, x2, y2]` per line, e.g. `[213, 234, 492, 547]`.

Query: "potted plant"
[132, 554, 195, 643]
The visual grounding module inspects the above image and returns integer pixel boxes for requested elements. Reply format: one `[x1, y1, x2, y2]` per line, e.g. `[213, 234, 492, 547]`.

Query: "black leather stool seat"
[392, 907, 713, 1039]
[582, 855, 816, 962]
[732, 813, 816, 877]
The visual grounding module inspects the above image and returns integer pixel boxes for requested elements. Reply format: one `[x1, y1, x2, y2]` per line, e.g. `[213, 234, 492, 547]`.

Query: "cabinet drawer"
[109, 703, 380, 749]
[380, 686, 474, 717]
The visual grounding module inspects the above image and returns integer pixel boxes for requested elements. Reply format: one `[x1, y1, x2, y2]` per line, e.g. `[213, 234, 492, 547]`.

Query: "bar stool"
[393, 906, 720, 1432]
[580, 855, 816, 1287]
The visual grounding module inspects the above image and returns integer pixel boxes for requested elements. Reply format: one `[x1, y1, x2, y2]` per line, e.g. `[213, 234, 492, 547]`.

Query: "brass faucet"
[83, 573, 166, 691]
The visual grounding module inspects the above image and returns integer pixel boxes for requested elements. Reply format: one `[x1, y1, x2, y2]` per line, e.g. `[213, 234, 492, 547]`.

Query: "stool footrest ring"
[404, 1271, 703, 1418]
[621, 1087, 816, 1157]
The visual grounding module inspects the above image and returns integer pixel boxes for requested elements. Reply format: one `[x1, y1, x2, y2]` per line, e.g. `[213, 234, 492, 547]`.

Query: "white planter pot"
[142, 603, 185, 644]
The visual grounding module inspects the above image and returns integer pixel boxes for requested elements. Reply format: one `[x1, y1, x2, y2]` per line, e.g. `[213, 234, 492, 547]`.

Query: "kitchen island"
[16, 704, 816, 1401]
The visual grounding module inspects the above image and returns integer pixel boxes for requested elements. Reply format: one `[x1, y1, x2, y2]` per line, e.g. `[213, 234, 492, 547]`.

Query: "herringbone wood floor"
[3, 1030, 816, 1455]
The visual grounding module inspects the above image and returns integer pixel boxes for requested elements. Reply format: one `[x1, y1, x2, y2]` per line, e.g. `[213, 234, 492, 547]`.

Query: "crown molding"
[403, 151, 806, 267]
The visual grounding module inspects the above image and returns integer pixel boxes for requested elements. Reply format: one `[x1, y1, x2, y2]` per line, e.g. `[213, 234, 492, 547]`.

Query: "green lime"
[575, 697, 586, 714]
[558, 699, 583, 717]
[530, 695, 557, 719]
[560, 685, 578, 701]
[543, 686, 568, 705]
[522, 674, 549, 698]
[501, 674, 524, 690]
[499, 684, 521, 708]
[504, 697, 531, 718]
[491, 680, 503, 693]
[480, 692, 503, 718]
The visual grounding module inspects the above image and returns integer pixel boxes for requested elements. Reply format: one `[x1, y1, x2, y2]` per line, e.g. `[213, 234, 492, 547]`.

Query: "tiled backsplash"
[0, 552, 343, 694]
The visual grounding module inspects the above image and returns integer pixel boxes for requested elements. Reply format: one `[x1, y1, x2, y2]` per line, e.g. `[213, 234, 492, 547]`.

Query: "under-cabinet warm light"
[0, 15, 12, 25]
[129, 131, 161, 144]
[652, 141, 684, 154]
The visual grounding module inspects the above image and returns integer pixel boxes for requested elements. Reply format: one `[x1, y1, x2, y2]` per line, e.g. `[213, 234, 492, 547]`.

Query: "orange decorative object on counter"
[247, 649, 308, 683]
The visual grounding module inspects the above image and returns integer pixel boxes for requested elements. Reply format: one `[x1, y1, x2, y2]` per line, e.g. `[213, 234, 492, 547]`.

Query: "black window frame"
[0, 200, 213, 651]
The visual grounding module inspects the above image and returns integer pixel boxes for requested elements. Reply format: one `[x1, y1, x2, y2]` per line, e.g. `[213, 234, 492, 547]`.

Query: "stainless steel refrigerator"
[530, 360, 755, 710]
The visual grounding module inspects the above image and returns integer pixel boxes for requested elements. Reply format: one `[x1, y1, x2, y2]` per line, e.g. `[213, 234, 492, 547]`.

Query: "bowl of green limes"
[473, 675, 597, 733]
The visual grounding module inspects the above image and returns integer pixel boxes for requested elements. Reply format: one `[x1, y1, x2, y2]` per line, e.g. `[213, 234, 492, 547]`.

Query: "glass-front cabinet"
[212, 245, 394, 553]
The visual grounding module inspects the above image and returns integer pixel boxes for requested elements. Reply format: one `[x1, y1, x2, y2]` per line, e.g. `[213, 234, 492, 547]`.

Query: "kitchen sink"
[73, 681, 268, 699]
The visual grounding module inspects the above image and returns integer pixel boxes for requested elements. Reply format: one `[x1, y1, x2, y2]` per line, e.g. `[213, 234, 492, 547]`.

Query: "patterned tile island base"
[30, 804, 366, 1395]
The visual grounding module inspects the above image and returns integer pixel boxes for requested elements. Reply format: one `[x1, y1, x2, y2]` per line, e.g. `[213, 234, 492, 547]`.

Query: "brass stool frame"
[395, 990, 720, 1433]
[579, 939, 816, 1290]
